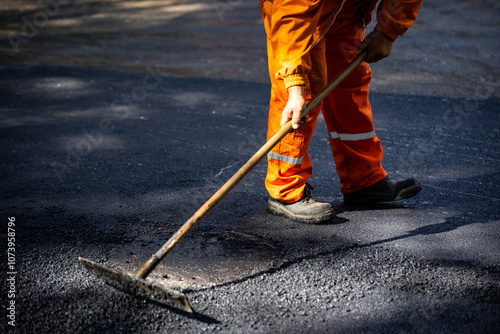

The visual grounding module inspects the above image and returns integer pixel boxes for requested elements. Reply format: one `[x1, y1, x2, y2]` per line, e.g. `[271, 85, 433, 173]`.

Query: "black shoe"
[343, 176, 422, 205]
[267, 184, 334, 224]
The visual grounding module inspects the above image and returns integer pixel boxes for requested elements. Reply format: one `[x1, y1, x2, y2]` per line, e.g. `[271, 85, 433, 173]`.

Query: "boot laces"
[301, 183, 316, 203]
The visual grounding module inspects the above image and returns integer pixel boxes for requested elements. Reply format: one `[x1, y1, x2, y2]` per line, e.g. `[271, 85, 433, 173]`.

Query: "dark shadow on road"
[359, 215, 490, 248]
[334, 201, 408, 213]
[108, 282, 221, 325]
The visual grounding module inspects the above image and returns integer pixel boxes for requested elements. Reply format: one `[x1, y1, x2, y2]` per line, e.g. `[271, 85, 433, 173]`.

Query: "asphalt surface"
[1, 1, 500, 333]
[1, 60, 499, 333]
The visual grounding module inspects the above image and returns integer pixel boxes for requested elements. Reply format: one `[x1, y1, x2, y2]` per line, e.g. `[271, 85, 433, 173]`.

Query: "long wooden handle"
[135, 49, 368, 279]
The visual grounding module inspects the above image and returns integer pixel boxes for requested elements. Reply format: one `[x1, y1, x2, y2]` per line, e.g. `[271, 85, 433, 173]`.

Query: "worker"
[260, 0, 423, 223]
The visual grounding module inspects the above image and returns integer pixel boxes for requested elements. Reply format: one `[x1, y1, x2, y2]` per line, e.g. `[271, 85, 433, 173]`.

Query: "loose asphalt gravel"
[1, 61, 499, 333]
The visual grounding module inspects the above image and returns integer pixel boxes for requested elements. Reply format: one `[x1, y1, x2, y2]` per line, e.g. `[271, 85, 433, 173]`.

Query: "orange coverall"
[260, 0, 422, 203]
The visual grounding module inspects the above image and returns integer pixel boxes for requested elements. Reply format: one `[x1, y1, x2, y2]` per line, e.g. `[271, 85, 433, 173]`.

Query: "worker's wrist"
[287, 85, 305, 99]
[374, 23, 398, 42]
[287, 85, 304, 93]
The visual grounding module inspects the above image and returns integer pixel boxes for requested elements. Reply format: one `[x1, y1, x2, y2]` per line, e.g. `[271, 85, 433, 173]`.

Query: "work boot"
[267, 184, 334, 224]
[343, 176, 422, 205]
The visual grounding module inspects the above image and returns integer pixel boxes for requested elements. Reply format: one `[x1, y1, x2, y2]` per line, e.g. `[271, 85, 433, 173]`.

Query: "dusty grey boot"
[267, 184, 334, 224]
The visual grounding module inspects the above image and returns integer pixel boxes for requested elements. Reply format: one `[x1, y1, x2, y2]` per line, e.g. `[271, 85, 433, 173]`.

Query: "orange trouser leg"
[265, 42, 327, 203]
[323, 19, 387, 194]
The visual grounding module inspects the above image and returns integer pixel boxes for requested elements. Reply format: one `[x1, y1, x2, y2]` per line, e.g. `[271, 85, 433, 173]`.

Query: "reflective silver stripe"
[267, 152, 304, 165]
[328, 130, 375, 141]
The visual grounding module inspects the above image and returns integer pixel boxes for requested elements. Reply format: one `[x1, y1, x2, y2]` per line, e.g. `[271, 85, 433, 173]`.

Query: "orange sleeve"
[261, 0, 323, 88]
[374, 0, 423, 42]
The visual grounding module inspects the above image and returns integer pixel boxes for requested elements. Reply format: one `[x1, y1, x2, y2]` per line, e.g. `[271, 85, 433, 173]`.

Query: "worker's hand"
[281, 85, 307, 130]
[356, 30, 393, 63]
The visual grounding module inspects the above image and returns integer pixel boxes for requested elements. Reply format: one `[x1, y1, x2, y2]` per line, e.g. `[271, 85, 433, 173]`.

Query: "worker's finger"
[291, 108, 302, 129]
[282, 85, 306, 129]
[355, 35, 372, 55]
[356, 31, 393, 63]
[280, 108, 293, 128]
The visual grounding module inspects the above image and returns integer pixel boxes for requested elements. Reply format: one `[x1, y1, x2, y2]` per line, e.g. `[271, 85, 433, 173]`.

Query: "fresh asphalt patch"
[1, 62, 499, 333]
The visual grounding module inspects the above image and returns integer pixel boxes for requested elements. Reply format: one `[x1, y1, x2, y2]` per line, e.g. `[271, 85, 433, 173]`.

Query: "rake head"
[78, 257, 193, 313]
